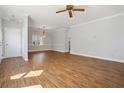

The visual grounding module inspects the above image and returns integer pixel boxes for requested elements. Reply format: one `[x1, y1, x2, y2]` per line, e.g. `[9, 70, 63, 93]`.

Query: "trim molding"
[0, 57, 3, 64]
[52, 49, 68, 53]
[0, 57, 4, 64]
[28, 44, 51, 46]
[70, 51, 124, 63]
[28, 49, 68, 53]
[28, 49, 51, 52]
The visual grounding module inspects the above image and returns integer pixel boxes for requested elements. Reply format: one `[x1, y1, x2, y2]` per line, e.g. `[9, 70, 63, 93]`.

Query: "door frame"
[0, 19, 2, 63]
[0, 19, 4, 63]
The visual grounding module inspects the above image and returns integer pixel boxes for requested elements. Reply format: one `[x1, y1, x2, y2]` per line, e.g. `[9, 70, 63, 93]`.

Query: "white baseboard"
[28, 49, 68, 53]
[28, 49, 51, 52]
[0, 56, 5, 64]
[70, 51, 124, 63]
[0, 57, 2, 64]
[52, 49, 68, 53]
[0, 56, 28, 63]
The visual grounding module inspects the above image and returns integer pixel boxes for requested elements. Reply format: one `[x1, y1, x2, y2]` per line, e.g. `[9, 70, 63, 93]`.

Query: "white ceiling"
[0, 5, 124, 30]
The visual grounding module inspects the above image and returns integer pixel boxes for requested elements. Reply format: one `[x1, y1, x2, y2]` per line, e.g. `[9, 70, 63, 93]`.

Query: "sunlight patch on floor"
[10, 70, 43, 80]
[10, 73, 26, 80]
[23, 84, 43, 88]
[24, 70, 43, 78]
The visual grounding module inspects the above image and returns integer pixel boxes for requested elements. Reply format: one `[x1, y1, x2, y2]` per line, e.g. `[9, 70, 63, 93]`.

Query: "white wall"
[51, 28, 69, 52]
[0, 19, 2, 63]
[69, 13, 124, 63]
[21, 15, 28, 61]
[28, 27, 51, 52]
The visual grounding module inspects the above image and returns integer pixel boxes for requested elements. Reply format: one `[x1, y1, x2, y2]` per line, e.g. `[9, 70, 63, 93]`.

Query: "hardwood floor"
[0, 51, 124, 88]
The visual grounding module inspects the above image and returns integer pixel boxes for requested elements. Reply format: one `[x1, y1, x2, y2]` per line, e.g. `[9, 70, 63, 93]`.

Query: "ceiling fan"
[56, 5, 85, 18]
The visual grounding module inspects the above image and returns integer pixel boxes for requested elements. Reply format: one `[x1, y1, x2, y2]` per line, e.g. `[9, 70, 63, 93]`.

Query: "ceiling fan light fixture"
[56, 5, 85, 18]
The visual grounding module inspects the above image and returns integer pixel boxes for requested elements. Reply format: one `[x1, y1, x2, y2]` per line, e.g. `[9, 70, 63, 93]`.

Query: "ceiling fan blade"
[68, 10, 73, 18]
[56, 10, 67, 13]
[73, 8, 85, 11]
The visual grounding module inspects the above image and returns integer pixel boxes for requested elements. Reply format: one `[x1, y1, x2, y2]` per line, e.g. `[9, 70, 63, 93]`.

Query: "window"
[32, 34, 43, 46]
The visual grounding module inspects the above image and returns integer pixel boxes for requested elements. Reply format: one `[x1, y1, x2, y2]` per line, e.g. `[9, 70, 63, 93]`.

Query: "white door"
[4, 27, 21, 58]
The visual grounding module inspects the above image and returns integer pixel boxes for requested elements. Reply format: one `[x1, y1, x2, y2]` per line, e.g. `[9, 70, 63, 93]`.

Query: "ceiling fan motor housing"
[66, 5, 73, 10]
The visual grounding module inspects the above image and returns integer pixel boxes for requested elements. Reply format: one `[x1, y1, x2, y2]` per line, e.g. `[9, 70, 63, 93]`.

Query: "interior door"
[4, 27, 21, 58]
